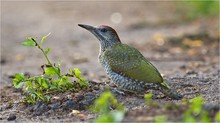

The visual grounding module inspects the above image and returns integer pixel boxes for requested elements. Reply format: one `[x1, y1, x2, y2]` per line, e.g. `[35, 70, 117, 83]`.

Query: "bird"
[78, 24, 183, 100]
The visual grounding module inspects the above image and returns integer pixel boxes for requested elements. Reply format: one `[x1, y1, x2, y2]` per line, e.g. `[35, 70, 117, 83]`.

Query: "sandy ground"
[1, 1, 219, 122]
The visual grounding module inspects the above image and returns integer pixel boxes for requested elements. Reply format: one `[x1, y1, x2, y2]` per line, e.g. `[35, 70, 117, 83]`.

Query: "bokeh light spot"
[110, 12, 122, 24]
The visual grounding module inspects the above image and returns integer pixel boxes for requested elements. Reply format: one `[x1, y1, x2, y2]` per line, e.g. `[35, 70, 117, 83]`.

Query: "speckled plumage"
[78, 24, 183, 100]
[99, 43, 160, 92]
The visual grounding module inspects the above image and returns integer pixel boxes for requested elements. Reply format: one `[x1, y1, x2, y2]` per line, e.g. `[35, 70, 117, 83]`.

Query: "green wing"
[104, 44, 164, 84]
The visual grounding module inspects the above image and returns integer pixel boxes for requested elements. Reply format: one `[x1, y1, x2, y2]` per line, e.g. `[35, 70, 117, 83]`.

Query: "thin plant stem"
[32, 38, 61, 78]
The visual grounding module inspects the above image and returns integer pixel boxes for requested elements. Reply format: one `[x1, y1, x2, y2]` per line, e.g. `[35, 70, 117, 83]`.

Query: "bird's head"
[78, 24, 121, 51]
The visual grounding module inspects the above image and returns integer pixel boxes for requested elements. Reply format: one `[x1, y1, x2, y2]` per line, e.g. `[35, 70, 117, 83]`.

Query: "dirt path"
[1, 1, 219, 122]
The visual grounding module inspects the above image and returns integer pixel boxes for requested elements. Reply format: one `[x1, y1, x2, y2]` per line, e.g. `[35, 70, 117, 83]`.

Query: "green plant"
[92, 91, 125, 123]
[177, 0, 219, 20]
[144, 93, 167, 122]
[183, 96, 211, 122]
[215, 111, 220, 122]
[154, 115, 167, 123]
[12, 34, 89, 104]
[144, 92, 160, 108]
[144, 95, 218, 122]
[144, 92, 153, 105]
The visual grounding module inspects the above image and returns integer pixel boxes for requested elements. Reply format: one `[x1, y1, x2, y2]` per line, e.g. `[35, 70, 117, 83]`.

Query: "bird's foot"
[170, 90, 183, 100]
[110, 88, 125, 95]
[103, 82, 125, 95]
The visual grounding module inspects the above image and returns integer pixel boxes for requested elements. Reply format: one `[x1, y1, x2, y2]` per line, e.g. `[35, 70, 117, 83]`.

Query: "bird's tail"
[144, 82, 183, 100]
[159, 84, 183, 100]
[160, 81, 171, 89]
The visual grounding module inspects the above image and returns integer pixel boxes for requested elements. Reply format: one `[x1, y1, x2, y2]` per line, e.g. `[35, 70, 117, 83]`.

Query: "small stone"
[0, 58, 6, 65]
[84, 92, 95, 99]
[70, 110, 80, 115]
[180, 65, 186, 69]
[78, 93, 96, 110]
[63, 100, 78, 110]
[33, 102, 49, 116]
[78, 113, 86, 119]
[92, 90, 101, 94]
[84, 93, 96, 102]
[34, 111, 41, 116]
[52, 96, 60, 100]
[45, 112, 50, 116]
[93, 85, 99, 90]
[186, 70, 197, 75]
[76, 95, 84, 102]
[67, 95, 72, 99]
[39, 104, 49, 112]
[51, 96, 61, 103]
[5, 103, 13, 109]
[7, 113, 16, 121]
[48, 103, 60, 110]
[33, 101, 43, 111]
[80, 118, 85, 121]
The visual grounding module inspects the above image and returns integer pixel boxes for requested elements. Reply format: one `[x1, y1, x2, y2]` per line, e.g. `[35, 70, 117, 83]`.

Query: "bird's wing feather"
[104, 44, 164, 84]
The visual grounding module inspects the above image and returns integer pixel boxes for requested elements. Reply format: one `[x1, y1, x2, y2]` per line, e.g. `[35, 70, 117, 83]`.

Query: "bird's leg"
[103, 81, 125, 95]
[110, 87, 125, 95]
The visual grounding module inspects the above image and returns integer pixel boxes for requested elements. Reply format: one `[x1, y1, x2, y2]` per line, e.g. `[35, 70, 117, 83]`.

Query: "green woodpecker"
[78, 24, 183, 100]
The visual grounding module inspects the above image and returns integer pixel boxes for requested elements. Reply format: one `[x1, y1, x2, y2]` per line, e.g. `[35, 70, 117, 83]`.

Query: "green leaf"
[22, 41, 36, 46]
[74, 68, 81, 78]
[154, 115, 167, 123]
[25, 94, 37, 104]
[50, 85, 58, 90]
[35, 79, 41, 88]
[69, 69, 73, 73]
[41, 32, 51, 44]
[72, 68, 89, 87]
[22, 37, 36, 46]
[14, 73, 25, 81]
[78, 77, 89, 87]
[44, 48, 50, 55]
[54, 63, 61, 75]
[144, 92, 152, 105]
[94, 114, 112, 123]
[183, 112, 197, 122]
[189, 96, 203, 115]
[26, 81, 33, 87]
[15, 82, 25, 88]
[12, 73, 26, 88]
[201, 111, 211, 122]
[57, 67, 61, 75]
[42, 79, 49, 89]
[27, 87, 36, 94]
[93, 91, 124, 123]
[59, 78, 66, 85]
[45, 67, 57, 76]
[93, 91, 118, 113]
[44, 95, 51, 103]
[36, 91, 43, 97]
[215, 111, 220, 122]
[26, 37, 35, 42]
[111, 111, 125, 123]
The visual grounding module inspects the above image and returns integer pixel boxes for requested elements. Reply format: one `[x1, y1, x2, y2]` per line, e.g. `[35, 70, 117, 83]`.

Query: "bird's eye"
[100, 28, 107, 33]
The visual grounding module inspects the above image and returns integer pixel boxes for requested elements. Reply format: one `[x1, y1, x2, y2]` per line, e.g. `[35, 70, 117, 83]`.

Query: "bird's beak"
[78, 24, 96, 32]
[78, 24, 103, 41]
